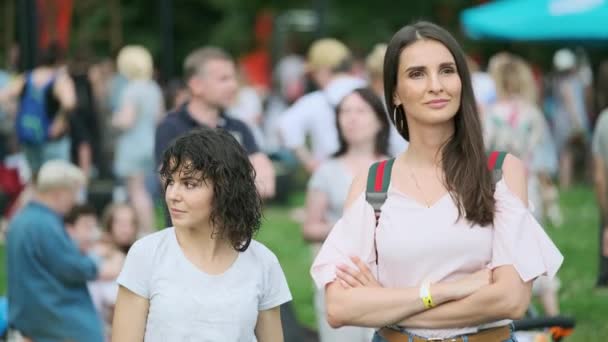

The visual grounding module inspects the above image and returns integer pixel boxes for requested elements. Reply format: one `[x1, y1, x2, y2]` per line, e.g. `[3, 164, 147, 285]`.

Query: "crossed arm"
[325, 154, 533, 329]
[329, 259, 531, 329]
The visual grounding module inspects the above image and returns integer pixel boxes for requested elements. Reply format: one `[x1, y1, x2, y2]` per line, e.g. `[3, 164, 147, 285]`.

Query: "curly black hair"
[159, 127, 262, 252]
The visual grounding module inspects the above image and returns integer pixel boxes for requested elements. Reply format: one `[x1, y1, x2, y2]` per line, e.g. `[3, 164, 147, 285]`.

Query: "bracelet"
[419, 282, 435, 309]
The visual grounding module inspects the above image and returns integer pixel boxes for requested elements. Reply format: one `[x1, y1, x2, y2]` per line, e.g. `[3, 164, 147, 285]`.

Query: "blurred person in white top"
[279, 38, 365, 173]
[365, 44, 408, 157]
[230, 68, 266, 149]
[467, 55, 497, 118]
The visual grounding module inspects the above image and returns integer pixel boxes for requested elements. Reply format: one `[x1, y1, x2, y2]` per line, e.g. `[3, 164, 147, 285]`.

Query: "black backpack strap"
[366, 158, 396, 225]
[487, 151, 507, 184]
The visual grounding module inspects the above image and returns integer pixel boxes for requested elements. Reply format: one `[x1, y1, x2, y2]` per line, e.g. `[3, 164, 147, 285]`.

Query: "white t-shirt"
[117, 228, 292, 342]
[279, 76, 366, 160]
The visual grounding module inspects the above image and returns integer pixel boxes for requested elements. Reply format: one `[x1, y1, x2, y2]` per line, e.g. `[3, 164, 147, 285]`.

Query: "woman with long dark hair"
[303, 87, 389, 341]
[311, 21, 562, 341]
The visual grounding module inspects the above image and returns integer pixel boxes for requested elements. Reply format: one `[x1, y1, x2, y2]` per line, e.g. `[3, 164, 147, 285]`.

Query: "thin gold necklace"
[405, 155, 432, 208]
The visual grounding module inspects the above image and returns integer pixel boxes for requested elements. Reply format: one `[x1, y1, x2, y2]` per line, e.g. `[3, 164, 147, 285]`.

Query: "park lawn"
[0, 185, 606, 340]
[257, 185, 608, 341]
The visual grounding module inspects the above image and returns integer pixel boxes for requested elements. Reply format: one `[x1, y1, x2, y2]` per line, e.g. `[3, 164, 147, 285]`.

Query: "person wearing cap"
[365, 43, 408, 157]
[551, 48, 590, 188]
[278, 38, 366, 173]
[6, 160, 123, 342]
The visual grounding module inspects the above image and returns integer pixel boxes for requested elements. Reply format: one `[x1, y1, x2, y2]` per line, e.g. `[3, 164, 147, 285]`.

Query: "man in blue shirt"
[6, 160, 122, 341]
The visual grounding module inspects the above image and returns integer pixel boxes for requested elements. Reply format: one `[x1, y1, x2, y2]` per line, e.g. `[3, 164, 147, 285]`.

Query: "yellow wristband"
[419, 283, 435, 309]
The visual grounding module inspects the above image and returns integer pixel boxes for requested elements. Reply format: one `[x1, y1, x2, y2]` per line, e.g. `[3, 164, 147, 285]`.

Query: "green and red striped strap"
[366, 158, 395, 223]
[367, 158, 395, 194]
[487, 151, 507, 184]
[487, 151, 507, 171]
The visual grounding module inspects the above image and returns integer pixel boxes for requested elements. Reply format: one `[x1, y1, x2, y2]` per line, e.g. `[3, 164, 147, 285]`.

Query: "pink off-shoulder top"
[310, 178, 563, 339]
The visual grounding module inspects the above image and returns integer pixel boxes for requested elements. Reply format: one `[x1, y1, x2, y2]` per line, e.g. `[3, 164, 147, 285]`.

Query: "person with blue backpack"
[0, 42, 76, 175]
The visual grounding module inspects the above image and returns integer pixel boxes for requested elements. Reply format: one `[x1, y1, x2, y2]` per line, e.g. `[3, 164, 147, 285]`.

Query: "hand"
[99, 251, 125, 280]
[48, 116, 68, 138]
[452, 268, 491, 298]
[304, 159, 320, 174]
[335, 256, 382, 289]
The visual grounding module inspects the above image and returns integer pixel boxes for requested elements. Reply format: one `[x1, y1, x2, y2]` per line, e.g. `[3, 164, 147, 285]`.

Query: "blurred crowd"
[0, 30, 607, 341]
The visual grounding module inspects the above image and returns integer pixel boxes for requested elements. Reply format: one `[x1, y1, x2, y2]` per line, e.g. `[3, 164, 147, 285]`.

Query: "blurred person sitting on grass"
[65, 204, 124, 340]
[6, 160, 123, 342]
[98, 202, 139, 255]
[67, 203, 139, 340]
[113, 128, 291, 341]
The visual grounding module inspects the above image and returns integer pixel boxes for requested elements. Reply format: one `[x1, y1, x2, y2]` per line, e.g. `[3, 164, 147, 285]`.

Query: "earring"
[394, 106, 405, 132]
[393, 106, 399, 124]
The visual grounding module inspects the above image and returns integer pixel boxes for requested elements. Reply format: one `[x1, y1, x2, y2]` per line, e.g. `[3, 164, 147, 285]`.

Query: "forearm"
[255, 307, 283, 342]
[398, 282, 527, 329]
[593, 158, 608, 223]
[78, 142, 92, 177]
[327, 282, 465, 328]
[294, 147, 318, 172]
[302, 222, 331, 243]
[251, 153, 276, 198]
[563, 91, 584, 127]
[596, 188, 608, 224]
[112, 286, 149, 341]
[111, 114, 133, 130]
[53, 257, 99, 284]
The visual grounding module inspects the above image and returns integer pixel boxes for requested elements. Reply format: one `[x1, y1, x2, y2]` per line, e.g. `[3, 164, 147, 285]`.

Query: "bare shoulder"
[501, 153, 528, 205]
[344, 166, 371, 210]
[54, 71, 74, 90]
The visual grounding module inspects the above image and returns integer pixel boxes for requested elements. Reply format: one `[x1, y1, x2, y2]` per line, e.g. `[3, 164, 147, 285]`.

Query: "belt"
[378, 325, 511, 342]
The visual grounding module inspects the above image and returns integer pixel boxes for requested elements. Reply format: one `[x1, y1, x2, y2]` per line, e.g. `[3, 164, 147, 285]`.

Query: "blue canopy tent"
[461, 0, 608, 41]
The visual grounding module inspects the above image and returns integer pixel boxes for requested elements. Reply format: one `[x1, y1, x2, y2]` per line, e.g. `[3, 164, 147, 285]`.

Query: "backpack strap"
[21, 72, 56, 97]
[366, 158, 396, 226]
[487, 151, 507, 184]
[365, 158, 395, 273]
[44, 73, 58, 90]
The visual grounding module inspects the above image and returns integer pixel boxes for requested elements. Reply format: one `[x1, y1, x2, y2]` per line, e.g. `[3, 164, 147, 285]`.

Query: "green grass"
[257, 185, 608, 341]
[1, 185, 607, 340]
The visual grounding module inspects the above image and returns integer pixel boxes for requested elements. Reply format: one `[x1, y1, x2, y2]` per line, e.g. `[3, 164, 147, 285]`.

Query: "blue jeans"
[22, 136, 70, 174]
[371, 324, 517, 342]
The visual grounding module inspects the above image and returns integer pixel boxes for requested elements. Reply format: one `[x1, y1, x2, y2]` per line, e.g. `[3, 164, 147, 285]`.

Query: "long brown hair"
[383, 21, 495, 226]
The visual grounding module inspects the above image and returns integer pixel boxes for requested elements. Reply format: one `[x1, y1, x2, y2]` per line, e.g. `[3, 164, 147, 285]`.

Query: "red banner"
[37, 0, 73, 51]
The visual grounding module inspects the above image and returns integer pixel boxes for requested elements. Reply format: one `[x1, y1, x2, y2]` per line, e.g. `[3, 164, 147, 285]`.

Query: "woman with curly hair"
[112, 127, 292, 341]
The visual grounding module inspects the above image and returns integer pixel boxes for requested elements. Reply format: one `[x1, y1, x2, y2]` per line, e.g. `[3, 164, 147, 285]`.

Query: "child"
[65, 204, 124, 340]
